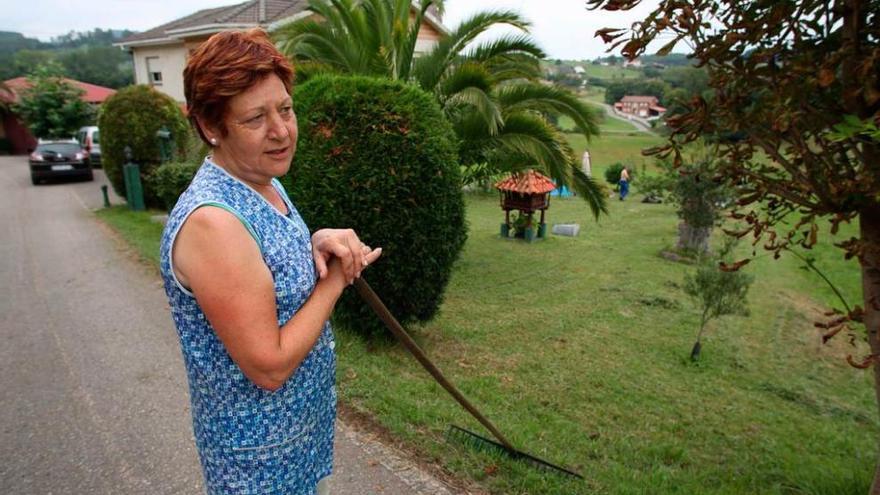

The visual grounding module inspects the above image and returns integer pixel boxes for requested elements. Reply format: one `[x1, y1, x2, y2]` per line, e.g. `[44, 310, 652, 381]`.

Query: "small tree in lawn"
[684, 238, 753, 361]
[667, 157, 730, 255]
[14, 64, 92, 139]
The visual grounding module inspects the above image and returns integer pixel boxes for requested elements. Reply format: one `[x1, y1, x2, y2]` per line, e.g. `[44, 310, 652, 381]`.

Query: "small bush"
[151, 162, 200, 211]
[604, 162, 634, 187]
[286, 75, 466, 337]
[97, 85, 188, 208]
[636, 173, 672, 200]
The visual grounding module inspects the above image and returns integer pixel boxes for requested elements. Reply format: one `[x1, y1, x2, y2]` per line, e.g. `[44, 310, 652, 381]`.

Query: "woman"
[159, 29, 380, 494]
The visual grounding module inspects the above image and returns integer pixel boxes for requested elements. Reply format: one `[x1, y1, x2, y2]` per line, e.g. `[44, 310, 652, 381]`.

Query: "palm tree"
[275, 0, 607, 217]
[275, 0, 434, 80]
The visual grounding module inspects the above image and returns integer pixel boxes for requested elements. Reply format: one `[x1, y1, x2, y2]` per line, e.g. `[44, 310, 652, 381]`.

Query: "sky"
[3, 0, 667, 60]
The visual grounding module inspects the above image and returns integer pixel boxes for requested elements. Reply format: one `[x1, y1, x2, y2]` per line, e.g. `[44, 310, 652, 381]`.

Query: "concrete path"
[0, 156, 461, 495]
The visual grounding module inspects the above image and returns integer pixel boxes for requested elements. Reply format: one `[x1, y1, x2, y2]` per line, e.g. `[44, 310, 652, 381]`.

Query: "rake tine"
[447, 425, 584, 480]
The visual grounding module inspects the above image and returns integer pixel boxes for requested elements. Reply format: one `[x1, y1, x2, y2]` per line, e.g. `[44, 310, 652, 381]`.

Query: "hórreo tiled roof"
[495, 170, 557, 194]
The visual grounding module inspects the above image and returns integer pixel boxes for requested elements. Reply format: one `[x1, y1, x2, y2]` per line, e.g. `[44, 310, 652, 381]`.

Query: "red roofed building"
[614, 95, 666, 118]
[3, 77, 116, 105]
[1, 77, 116, 154]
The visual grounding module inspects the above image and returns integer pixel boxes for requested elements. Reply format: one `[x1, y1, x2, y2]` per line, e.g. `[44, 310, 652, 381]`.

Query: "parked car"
[76, 126, 102, 168]
[29, 140, 94, 185]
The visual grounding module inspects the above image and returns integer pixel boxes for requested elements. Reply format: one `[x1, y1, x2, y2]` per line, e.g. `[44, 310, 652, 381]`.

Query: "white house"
[116, 0, 447, 102]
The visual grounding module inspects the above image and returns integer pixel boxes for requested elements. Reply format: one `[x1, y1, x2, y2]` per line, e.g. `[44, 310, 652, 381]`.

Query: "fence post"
[122, 146, 145, 211]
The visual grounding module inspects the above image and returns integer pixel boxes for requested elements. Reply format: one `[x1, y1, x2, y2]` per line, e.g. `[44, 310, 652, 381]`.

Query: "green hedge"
[97, 85, 188, 208]
[286, 75, 466, 337]
[151, 161, 200, 211]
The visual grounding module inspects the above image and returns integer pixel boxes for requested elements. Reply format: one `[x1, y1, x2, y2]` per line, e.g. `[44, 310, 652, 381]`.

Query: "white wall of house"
[132, 44, 188, 102]
[126, 14, 442, 103]
[414, 37, 439, 55]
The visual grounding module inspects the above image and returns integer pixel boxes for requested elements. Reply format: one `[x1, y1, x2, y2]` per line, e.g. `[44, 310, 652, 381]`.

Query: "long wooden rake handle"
[353, 277, 515, 451]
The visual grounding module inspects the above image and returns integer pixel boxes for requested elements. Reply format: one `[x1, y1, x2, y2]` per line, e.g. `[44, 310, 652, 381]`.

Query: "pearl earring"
[210, 138, 218, 145]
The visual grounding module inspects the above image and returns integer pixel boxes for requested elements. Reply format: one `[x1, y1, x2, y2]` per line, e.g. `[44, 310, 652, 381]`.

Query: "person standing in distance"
[619, 166, 631, 200]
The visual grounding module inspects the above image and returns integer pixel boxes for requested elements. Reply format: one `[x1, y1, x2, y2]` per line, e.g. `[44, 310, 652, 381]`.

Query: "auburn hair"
[183, 28, 294, 144]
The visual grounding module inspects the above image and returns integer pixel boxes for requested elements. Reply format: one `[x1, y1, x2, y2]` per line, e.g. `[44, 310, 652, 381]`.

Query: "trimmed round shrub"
[286, 75, 466, 337]
[97, 85, 188, 208]
[604, 162, 626, 186]
[151, 161, 200, 211]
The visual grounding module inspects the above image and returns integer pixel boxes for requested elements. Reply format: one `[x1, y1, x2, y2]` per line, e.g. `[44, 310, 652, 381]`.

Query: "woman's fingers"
[313, 248, 328, 279]
[312, 228, 380, 284]
[363, 247, 382, 267]
[344, 231, 364, 280]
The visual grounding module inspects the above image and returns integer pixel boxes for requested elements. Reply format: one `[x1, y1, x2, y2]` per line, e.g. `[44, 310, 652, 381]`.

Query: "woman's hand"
[311, 228, 382, 284]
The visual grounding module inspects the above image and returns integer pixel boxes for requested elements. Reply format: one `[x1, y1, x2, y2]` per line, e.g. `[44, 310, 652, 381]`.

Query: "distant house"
[614, 95, 666, 118]
[116, 0, 447, 103]
[1, 77, 116, 154]
[573, 65, 585, 74]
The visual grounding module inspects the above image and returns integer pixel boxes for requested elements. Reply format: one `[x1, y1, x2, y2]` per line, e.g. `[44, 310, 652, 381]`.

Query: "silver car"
[76, 126, 102, 168]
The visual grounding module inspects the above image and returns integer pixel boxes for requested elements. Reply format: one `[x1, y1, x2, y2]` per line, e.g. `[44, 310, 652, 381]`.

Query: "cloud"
[443, 0, 665, 60]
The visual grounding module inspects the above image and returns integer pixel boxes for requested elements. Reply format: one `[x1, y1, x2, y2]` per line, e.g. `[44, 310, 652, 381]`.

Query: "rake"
[353, 278, 583, 480]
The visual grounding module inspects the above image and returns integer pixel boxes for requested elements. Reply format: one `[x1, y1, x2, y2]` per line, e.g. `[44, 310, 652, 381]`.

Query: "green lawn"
[581, 86, 607, 104]
[95, 194, 874, 495]
[95, 206, 164, 266]
[581, 64, 644, 81]
[567, 131, 666, 177]
[559, 101, 644, 134]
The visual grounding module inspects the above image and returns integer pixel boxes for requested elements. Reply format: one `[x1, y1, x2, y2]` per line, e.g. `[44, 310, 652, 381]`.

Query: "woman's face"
[210, 73, 297, 182]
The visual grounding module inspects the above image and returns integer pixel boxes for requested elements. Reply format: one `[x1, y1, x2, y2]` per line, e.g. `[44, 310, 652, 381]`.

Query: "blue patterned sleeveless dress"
[159, 158, 336, 494]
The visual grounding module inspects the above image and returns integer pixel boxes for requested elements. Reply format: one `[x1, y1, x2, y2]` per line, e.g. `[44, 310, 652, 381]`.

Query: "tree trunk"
[862, 204, 880, 495]
[677, 221, 710, 254]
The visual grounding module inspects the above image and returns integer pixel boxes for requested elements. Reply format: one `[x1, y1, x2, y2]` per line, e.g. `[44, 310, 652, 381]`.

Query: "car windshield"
[37, 143, 81, 154]
[92, 130, 99, 144]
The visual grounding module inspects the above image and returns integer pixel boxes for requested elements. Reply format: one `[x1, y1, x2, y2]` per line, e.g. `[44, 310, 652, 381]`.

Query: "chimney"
[259, 0, 267, 24]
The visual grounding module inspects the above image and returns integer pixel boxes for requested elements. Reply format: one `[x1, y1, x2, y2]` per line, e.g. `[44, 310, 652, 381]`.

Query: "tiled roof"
[120, 0, 309, 44]
[2, 77, 116, 104]
[495, 170, 557, 194]
[620, 95, 659, 103]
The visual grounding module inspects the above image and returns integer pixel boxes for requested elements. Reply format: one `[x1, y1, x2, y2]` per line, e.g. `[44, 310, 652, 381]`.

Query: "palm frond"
[570, 167, 608, 219]
[412, 10, 531, 91]
[397, 0, 442, 80]
[465, 34, 545, 63]
[496, 83, 601, 139]
[482, 54, 543, 82]
[438, 62, 493, 99]
[445, 86, 502, 136]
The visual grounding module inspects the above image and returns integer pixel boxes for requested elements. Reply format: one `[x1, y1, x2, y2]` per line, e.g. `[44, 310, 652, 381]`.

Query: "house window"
[146, 56, 162, 86]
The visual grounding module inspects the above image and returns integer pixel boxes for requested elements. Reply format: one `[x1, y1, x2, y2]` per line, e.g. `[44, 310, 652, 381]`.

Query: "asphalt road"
[0, 156, 458, 495]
